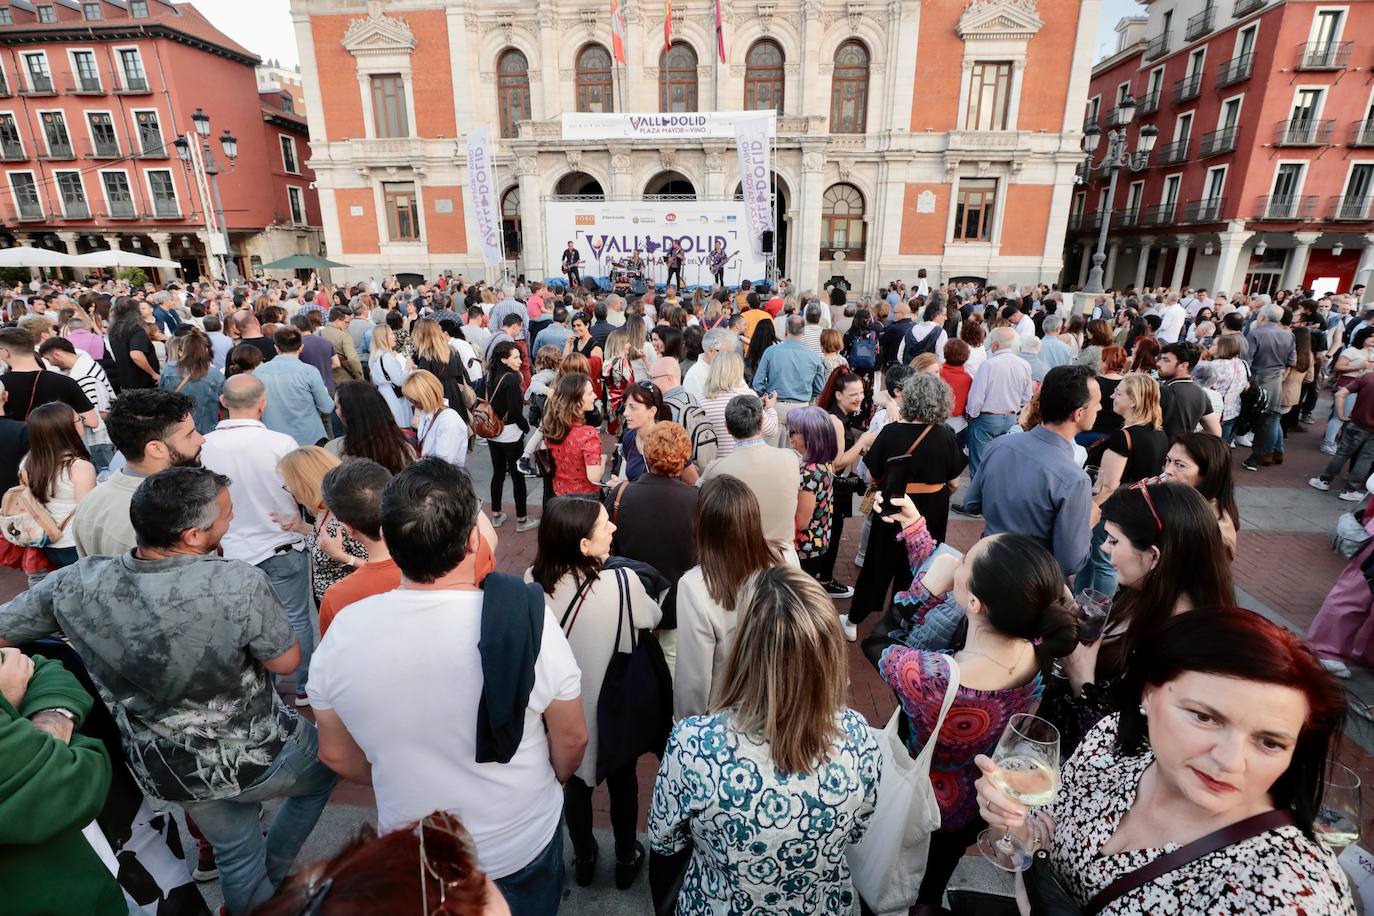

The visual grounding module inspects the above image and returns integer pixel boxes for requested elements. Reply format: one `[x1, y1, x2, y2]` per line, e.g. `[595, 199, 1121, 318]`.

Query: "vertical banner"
[664, 0, 673, 50]
[714, 0, 726, 63]
[611, 0, 628, 63]
[734, 116, 773, 262]
[465, 124, 504, 268]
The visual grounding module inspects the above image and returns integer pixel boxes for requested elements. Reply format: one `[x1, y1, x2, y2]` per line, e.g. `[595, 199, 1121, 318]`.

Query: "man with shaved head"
[202, 373, 317, 707]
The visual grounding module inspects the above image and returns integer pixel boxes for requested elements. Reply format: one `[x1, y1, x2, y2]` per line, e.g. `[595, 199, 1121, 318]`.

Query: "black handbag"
[595, 567, 673, 783]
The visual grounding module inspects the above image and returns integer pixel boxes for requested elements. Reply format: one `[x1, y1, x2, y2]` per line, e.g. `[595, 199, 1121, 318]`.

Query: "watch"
[36, 707, 75, 722]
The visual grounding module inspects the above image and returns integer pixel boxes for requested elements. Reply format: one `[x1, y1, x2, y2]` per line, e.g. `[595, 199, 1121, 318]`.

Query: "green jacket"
[0, 653, 126, 915]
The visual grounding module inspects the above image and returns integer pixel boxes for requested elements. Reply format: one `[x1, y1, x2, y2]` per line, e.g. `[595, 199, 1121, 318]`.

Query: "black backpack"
[903, 324, 943, 362]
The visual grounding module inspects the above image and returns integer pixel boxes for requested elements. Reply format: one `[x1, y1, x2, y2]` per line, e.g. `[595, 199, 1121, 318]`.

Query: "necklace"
[957, 642, 1028, 675]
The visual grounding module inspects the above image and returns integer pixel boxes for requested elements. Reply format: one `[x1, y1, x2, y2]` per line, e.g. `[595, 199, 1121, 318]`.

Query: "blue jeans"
[1248, 411, 1283, 461]
[1221, 417, 1237, 443]
[494, 818, 565, 916]
[966, 414, 1016, 479]
[1073, 519, 1117, 598]
[257, 548, 315, 693]
[182, 719, 338, 916]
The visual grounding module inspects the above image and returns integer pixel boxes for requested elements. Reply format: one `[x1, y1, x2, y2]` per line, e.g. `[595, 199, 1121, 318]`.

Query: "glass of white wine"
[978, 713, 1062, 872]
[1315, 762, 1362, 850]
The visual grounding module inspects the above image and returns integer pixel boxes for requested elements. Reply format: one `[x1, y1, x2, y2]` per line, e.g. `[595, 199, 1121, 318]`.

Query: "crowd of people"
[0, 269, 1366, 916]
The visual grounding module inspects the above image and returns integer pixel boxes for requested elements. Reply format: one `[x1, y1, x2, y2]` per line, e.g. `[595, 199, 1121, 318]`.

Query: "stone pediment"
[343, 1, 417, 56]
[956, 0, 1044, 40]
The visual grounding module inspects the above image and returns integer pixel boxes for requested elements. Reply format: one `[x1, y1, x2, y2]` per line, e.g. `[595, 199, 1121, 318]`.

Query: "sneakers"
[192, 847, 219, 882]
[1234, 433, 1254, 448]
[1339, 490, 1365, 502]
[573, 848, 597, 887]
[516, 457, 537, 477]
[1300, 414, 1316, 425]
[822, 580, 855, 599]
[951, 503, 983, 519]
[1242, 458, 1260, 471]
[515, 516, 540, 533]
[839, 614, 858, 642]
[294, 691, 310, 708]
[1321, 443, 1339, 455]
[1321, 657, 1353, 679]
[490, 512, 508, 528]
[615, 842, 646, 890]
[1309, 478, 1332, 491]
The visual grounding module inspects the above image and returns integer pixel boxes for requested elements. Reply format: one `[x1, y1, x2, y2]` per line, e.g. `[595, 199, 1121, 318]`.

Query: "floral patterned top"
[648, 708, 880, 915]
[1046, 715, 1355, 915]
[796, 462, 834, 559]
[1207, 356, 1248, 422]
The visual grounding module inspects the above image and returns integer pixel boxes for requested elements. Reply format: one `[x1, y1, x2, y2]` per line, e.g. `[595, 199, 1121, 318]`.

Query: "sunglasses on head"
[1128, 480, 1163, 531]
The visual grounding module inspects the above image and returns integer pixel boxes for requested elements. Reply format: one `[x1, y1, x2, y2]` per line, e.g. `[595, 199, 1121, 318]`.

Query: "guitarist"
[665, 239, 685, 291]
[561, 241, 583, 288]
[708, 241, 730, 288]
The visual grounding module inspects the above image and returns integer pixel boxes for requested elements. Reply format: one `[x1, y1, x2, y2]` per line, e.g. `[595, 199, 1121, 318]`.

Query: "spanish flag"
[611, 0, 627, 63]
[664, 0, 672, 50]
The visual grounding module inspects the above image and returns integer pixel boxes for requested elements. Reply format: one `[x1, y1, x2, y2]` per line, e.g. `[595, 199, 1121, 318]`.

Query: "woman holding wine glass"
[975, 607, 1355, 914]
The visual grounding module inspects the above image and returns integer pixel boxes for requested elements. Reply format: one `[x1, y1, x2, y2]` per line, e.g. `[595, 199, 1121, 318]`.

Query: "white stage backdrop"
[543, 200, 768, 287]
[561, 111, 775, 141]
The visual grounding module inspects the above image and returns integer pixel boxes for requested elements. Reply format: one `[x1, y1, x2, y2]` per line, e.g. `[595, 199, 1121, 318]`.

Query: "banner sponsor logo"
[735, 115, 773, 262]
[561, 111, 776, 141]
[465, 125, 504, 267]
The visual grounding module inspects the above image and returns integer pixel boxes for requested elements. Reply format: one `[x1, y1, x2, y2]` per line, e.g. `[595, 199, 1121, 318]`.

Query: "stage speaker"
[582, 277, 601, 293]
[761, 230, 775, 254]
[631, 279, 648, 296]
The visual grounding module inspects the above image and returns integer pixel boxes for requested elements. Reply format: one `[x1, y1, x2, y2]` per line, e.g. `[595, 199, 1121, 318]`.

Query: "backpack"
[1234, 377, 1269, 437]
[0, 476, 69, 548]
[902, 324, 943, 363]
[850, 330, 879, 372]
[472, 373, 508, 439]
[665, 389, 718, 469]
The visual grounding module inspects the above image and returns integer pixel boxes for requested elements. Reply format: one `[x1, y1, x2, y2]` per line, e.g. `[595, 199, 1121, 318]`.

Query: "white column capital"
[1293, 231, 1322, 248]
[1174, 234, 1194, 248]
[1362, 233, 1374, 247]
[102, 234, 122, 250]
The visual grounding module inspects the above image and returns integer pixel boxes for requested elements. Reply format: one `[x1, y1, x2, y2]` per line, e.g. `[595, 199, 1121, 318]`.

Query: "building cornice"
[0, 22, 260, 66]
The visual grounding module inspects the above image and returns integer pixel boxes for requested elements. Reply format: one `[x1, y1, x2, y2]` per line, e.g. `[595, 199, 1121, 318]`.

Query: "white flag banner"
[562, 111, 776, 141]
[465, 125, 504, 268]
[735, 116, 773, 263]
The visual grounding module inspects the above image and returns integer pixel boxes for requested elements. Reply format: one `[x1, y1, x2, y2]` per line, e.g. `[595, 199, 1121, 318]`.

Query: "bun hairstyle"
[966, 533, 1079, 662]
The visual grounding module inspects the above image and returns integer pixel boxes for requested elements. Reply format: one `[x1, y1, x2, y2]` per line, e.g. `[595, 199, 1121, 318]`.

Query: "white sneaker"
[1309, 477, 1331, 491]
[1340, 490, 1365, 502]
[839, 614, 858, 642]
[1321, 657, 1352, 679]
[1235, 433, 1254, 447]
[1321, 444, 1338, 455]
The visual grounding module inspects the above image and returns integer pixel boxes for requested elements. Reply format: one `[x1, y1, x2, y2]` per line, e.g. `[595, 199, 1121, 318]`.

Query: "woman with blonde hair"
[401, 369, 469, 467]
[158, 330, 224, 434]
[369, 324, 411, 427]
[701, 350, 778, 458]
[409, 316, 472, 423]
[648, 566, 879, 914]
[273, 445, 367, 603]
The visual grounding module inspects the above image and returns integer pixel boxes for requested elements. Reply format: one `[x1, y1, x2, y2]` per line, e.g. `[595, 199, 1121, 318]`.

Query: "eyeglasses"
[1129, 480, 1163, 531]
[419, 811, 480, 915]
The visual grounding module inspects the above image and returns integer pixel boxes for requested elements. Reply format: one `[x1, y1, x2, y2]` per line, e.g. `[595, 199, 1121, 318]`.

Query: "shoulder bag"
[1024, 807, 1296, 916]
[594, 566, 673, 784]
[860, 423, 935, 517]
[376, 355, 405, 398]
[471, 372, 507, 440]
[0, 469, 71, 548]
[848, 655, 961, 916]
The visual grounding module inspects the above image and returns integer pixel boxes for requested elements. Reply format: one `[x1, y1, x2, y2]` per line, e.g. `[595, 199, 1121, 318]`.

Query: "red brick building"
[0, 0, 322, 280]
[1068, 0, 1374, 297]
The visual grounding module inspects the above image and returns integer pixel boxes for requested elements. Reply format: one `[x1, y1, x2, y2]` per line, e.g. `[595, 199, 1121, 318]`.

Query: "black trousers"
[564, 763, 639, 862]
[712, 269, 725, 287]
[565, 268, 581, 288]
[918, 819, 985, 905]
[665, 266, 684, 289]
[487, 438, 527, 516]
[850, 515, 915, 626]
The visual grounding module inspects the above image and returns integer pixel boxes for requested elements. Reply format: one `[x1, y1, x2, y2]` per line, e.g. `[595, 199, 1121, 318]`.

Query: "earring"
[1138, 703, 1147, 716]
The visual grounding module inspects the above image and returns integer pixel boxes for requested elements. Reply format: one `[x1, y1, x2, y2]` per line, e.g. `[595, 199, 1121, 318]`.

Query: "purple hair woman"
[787, 406, 841, 584]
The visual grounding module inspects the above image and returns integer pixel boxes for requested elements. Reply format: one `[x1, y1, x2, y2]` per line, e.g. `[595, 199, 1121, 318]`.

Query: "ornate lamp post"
[1080, 97, 1158, 294]
[174, 108, 239, 281]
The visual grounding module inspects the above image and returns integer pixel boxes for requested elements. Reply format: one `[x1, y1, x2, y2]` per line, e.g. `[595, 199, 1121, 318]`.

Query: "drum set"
[609, 257, 651, 296]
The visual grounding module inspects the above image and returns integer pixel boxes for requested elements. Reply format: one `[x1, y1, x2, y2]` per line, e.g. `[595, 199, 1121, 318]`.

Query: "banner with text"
[465, 125, 504, 267]
[561, 111, 776, 141]
[543, 199, 767, 287]
[734, 116, 773, 263]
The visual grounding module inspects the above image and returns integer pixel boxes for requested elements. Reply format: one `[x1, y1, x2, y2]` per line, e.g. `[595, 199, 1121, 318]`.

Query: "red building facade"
[1067, 0, 1374, 297]
[0, 0, 322, 279]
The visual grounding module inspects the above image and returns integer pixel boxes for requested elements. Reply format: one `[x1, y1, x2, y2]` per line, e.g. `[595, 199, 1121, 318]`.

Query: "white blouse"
[416, 407, 469, 468]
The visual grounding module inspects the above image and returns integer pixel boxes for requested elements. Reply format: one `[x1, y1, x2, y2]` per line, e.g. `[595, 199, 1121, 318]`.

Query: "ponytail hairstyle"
[966, 533, 1080, 665]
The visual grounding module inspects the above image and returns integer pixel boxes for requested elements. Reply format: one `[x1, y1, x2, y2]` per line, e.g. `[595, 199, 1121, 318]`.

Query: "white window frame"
[1289, 85, 1328, 121]
[20, 52, 51, 93]
[35, 108, 70, 156]
[375, 179, 426, 245]
[35, 4, 55, 23]
[1203, 164, 1228, 201]
[1308, 6, 1349, 45]
[1115, 81, 1131, 106]
[1341, 161, 1374, 202]
[113, 46, 148, 91]
[7, 170, 41, 218]
[279, 135, 300, 174]
[0, 8, 12, 25]
[1146, 65, 1165, 97]
[82, 1, 103, 20]
[52, 169, 88, 218]
[1269, 160, 1308, 201]
[129, 0, 149, 17]
[97, 168, 135, 217]
[1186, 47, 1206, 79]
[0, 110, 25, 158]
[287, 185, 307, 225]
[358, 66, 417, 142]
[944, 175, 1003, 246]
[85, 109, 119, 157]
[1085, 94, 1101, 124]
[143, 168, 180, 218]
[1235, 22, 1259, 59]
[1125, 179, 1145, 215]
[1162, 172, 1183, 209]
[1215, 93, 1243, 131]
[1070, 190, 1086, 218]
[1174, 110, 1194, 141]
[67, 49, 103, 93]
[129, 107, 162, 154]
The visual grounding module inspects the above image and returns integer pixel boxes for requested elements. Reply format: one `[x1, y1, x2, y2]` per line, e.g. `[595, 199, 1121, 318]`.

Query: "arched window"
[501, 186, 522, 257]
[496, 49, 531, 138]
[555, 172, 605, 197]
[821, 183, 865, 260]
[744, 39, 784, 113]
[645, 171, 696, 199]
[829, 40, 870, 134]
[659, 42, 698, 113]
[576, 43, 613, 113]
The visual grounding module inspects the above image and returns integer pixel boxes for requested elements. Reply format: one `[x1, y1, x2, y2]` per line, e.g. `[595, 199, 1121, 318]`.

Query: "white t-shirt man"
[308, 588, 582, 879]
[1157, 302, 1187, 344]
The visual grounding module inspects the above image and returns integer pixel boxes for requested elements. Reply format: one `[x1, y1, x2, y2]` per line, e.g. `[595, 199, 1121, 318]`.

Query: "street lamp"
[178, 108, 237, 281]
[1080, 98, 1158, 294]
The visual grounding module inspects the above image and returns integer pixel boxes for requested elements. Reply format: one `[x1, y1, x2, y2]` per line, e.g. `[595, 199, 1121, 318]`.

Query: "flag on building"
[664, 0, 673, 51]
[714, 0, 726, 63]
[611, 0, 628, 63]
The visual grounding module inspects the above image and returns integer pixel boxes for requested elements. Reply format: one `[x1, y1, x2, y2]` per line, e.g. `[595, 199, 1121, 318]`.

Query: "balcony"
[1156, 138, 1191, 165]
[150, 199, 180, 219]
[1182, 197, 1227, 223]
[1350, 120, 1374, 147]
[0, 85, 10, 99]
[68, 77, 102, 95]
[1185, 6, 1215, 40]
[1067, 212, 1084, 230]
[20, 77, 54, 96]
[1331, 196, 1374, 221]
[1274, 118, 1334, 146]
[1117, 206, 1142, 227]
[1137, 89, 1161, 116]
[116, 76, 151, 94]
[14, 202, 42, 221]
[1254, 195, 1317, 220]
[1234, 0, 1265, 16]
[1296, 41, 1351, 70]
[1140, 203, 1177, 226]
[0, 143, 24, 161]
[1085, 211, 1105, 230]
[104, 195, 136, 219]
[61, 200, 90, 220]
[1215, 53, 1253, 88]
[1200, 126, 1239, 157]
[41, 142, 75, 160]
[1107, 105, 1134, 128]
[91, 140, 118, 158]
[135, 140, 168, 159]
[1144, 33, 1171, 61]
[1173, 73, 1204, 104]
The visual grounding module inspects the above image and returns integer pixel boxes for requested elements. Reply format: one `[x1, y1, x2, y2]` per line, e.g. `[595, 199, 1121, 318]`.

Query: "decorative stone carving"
[784, 62, 801, 77]
[730, 64, 746, 77]
[888, 0, 904, 19]
[559, 68, 575, 80]
[566, 150, 584, 171]
[342, 1, 417, 56]
[611, 154, 633, 174]
[837, 162, 852, 181]
[517, 156, 539, 176]
[660, 149, 678, 170]
[580, 7, 599, 28]
[757, 2, 775, 31]
[537, 8, 557, 28]
[802, 150, 826, 172]
[977, 160, 992, 176]
[801, 0, 822, 21]
[705, 151, 724, 173]
[644, 67, 659, 79]
[496, 13, 516, 41]
[846, 1, 867, 31]
[818, 62, 834, 75]
[956, 0, 1045, 40]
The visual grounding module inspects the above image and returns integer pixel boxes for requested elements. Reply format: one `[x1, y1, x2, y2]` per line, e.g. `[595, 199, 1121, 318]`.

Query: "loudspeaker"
[582, 277, 601, 293]
[761, 230, 775, 254]
[631, 279, 648, 296]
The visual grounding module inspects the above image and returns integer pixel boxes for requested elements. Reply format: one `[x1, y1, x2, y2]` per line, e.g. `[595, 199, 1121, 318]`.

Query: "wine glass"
[1315, 762, 1362, 850]
[1075, 587, 1113, 644]
[978, 713, 1062, 872]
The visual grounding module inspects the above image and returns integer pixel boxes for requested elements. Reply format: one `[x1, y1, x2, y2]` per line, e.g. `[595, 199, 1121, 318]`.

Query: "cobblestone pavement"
[4, 411, 1373, 912]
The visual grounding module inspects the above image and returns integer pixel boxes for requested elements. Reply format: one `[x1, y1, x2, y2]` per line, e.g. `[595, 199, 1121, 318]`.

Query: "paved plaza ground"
[7, 409, 1374, 912]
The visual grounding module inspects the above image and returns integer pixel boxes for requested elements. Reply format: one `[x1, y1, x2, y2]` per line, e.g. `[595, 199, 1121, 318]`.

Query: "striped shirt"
[700, 385, 779, 460]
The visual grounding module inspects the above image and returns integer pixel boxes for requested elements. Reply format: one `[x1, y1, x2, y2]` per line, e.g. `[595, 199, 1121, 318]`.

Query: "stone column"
[798, 2, 822, 119]
[55, 231, 78, 254]
[102, 233, 121, 251]
[1353, 233, 1374, 302]
[1104, 240, 1121, 288]
[608, 149, 633, 199]
[1134, 236, 1154, 290]
[17, 236, 38, 280]
[1211, 221, 1253, 296]
[795, 148, 826, 292]
[1281, 231, 1321, 293]
[1169, 234, 1193, 292]
[149, 231, 174, 284]
[516, 155, 547, 282]
[1076, 245, 1091, 288]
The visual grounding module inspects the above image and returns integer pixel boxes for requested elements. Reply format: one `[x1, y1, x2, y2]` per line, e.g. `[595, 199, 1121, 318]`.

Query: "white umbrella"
[0, 246, 85, 268]
[70, 249, 180, 269]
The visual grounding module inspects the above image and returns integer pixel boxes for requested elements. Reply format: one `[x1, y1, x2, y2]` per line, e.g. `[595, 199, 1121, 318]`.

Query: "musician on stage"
[665, 239, 685, 291]
[628, 248, 645, 274]
[708, 241, 729, 288]
[561, 241, 582, 287]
